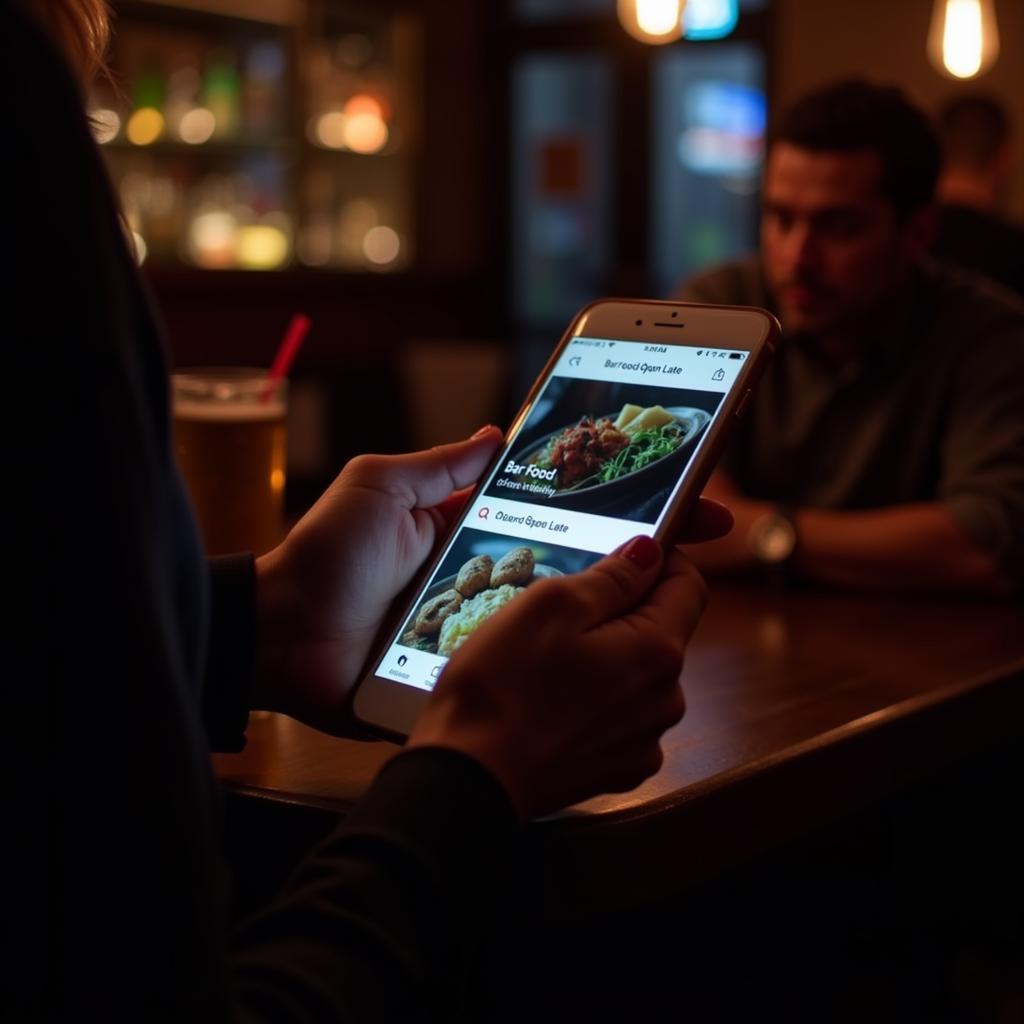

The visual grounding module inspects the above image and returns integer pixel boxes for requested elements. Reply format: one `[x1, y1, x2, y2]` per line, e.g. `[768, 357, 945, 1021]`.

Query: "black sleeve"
[204, 555, 257, 752]
[229, 747, 521, 1023]
[199, 545, 523, 1017]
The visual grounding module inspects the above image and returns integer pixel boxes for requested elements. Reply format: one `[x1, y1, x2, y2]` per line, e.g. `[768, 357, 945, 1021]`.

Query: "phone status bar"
[696, 349, 746, 360]
[570, 339, 745, 360]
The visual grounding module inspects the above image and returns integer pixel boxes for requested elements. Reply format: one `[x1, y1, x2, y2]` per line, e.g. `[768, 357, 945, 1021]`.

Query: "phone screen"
[371, 336, 749, 691]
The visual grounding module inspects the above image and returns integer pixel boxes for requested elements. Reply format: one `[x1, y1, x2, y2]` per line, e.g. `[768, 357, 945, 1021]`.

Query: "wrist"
[747, 503, 799, 584]
[407, 695, 531, 822]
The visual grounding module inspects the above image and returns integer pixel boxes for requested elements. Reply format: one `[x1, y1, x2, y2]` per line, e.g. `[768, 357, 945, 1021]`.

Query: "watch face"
[752, 514, 796, 564]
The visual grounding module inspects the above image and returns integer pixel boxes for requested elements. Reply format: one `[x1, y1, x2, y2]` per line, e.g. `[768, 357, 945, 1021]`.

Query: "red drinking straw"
[261, 313, 311, 403]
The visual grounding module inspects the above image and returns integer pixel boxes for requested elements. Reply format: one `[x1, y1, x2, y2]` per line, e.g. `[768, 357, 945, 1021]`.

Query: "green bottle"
[204, 50, 240, 138]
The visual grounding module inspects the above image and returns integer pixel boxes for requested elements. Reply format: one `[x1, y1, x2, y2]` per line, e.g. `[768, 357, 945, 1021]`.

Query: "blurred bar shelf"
[101, 0, 419, 275]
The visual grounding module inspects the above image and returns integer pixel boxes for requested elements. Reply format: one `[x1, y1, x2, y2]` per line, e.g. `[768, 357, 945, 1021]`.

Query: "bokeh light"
[178, 107, 217, 145]
[343, 113, 388, 154]
[236, 223, 290, 270]
[315, 111, 347, 149]
[188, 210, 237, 268]
[126, 107, 165, 146]
[343, 94, 383, 120]
[362, 225, 400, 266]
[91, 108, 121, 144]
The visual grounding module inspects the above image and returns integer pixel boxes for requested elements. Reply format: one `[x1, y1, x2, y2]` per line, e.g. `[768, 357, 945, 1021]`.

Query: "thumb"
[569, 535, 665, 629]
[345, 425, 502, 511]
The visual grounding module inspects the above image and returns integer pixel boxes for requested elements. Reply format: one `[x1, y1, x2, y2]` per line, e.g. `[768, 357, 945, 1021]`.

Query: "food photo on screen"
[395, 528, 601, 657]
[483, 379, 724, 522]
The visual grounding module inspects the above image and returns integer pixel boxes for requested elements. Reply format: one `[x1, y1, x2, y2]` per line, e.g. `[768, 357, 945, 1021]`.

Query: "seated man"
[677, 79, 1023, 596]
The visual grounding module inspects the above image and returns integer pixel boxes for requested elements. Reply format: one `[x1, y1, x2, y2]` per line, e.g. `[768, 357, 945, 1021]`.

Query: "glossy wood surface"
[212, 583, 1024, 910]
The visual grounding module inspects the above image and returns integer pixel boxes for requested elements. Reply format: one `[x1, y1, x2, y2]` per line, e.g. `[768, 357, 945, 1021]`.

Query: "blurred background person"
[676, 79, 1024, 597]
[933, 93, 1024, 297]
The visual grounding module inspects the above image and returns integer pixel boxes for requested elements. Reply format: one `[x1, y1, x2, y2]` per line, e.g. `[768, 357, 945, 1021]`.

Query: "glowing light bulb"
[126, 107, 165, 146]
[928, 0, 1000, 80]
[617, 0, 684, 44]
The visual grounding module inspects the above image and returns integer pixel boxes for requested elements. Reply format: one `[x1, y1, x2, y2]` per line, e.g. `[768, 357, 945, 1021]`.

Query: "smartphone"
[353, 299, 778, 738]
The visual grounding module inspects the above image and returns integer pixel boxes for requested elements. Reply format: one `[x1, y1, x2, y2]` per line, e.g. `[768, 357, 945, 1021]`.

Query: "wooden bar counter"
[213, 583, 1024, 913]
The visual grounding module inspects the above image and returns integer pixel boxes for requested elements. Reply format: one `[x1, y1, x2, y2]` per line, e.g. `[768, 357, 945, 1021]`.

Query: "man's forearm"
[793, 503, 1011, 596]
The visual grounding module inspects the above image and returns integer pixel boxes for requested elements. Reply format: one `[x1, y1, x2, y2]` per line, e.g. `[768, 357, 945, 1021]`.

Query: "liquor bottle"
[204, 50, 241, 139]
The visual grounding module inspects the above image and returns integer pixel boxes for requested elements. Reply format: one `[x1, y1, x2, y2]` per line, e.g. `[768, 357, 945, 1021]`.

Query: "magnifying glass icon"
[478, 507, 490, 520]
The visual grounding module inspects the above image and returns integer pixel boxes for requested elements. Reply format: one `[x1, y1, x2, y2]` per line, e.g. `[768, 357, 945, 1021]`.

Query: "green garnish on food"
[595, 423, 683, 482]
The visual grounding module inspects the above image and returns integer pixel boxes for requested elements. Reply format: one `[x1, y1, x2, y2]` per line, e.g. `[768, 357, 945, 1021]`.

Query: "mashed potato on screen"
[438, 584, 524, 656]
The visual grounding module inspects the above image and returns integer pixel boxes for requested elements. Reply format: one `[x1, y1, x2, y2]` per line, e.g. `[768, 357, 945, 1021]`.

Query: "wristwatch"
[748, 504, 799, 583]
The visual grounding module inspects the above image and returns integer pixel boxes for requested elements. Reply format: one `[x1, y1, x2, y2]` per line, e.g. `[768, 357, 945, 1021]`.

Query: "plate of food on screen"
[399, 546, 561, 657]
[507, 403, 711, 504]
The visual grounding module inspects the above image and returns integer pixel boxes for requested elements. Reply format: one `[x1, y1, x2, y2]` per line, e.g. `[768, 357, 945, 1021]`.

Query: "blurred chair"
[400, 339, 510, 450]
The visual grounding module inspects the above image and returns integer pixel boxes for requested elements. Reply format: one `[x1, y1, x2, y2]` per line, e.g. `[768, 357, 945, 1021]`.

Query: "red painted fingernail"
[619, 535, 660, 570]
[471, 425, 496, 439]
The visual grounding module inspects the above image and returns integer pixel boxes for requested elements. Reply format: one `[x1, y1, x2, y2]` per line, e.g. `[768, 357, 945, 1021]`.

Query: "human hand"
[406, 536, 712, 819]
[683, 473, 770, 575]
[252, 427, 503, 734]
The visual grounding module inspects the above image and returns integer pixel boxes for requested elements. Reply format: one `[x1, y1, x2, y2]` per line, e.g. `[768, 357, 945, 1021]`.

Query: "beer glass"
[172, 368, 287, 556]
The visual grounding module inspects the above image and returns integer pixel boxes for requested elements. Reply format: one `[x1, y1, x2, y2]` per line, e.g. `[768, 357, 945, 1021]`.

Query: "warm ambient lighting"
[362, 225, 401, 266]
[188, 210, 237, 268]
[343, 112, 388, 154]
[311, 96, 390, 153]
[618, 0, 684, 44]
[126, 107, 165, 146]
[343, 94, 383, 120]
[178, 107, 216, 145]
[928, 0, 1000, 79]
[315, 111, 347, 149]
[235, 223, 290, 270]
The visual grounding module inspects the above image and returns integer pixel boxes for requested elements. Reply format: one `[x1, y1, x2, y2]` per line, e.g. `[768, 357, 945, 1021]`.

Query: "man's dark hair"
[772, 79, 940, 219]
[938, 94, 1009, 171]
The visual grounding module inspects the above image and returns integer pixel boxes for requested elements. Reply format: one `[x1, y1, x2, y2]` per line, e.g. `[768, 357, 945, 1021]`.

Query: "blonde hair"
[30, 0, 111, 90]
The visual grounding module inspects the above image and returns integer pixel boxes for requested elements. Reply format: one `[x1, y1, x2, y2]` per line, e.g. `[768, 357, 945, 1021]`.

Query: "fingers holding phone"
[352, 300, 773, 740]
[406, 538, 706, 820]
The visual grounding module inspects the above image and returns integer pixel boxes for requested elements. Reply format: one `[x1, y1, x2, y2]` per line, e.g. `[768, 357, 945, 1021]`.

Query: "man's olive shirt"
[678, 256, 1024, 587]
